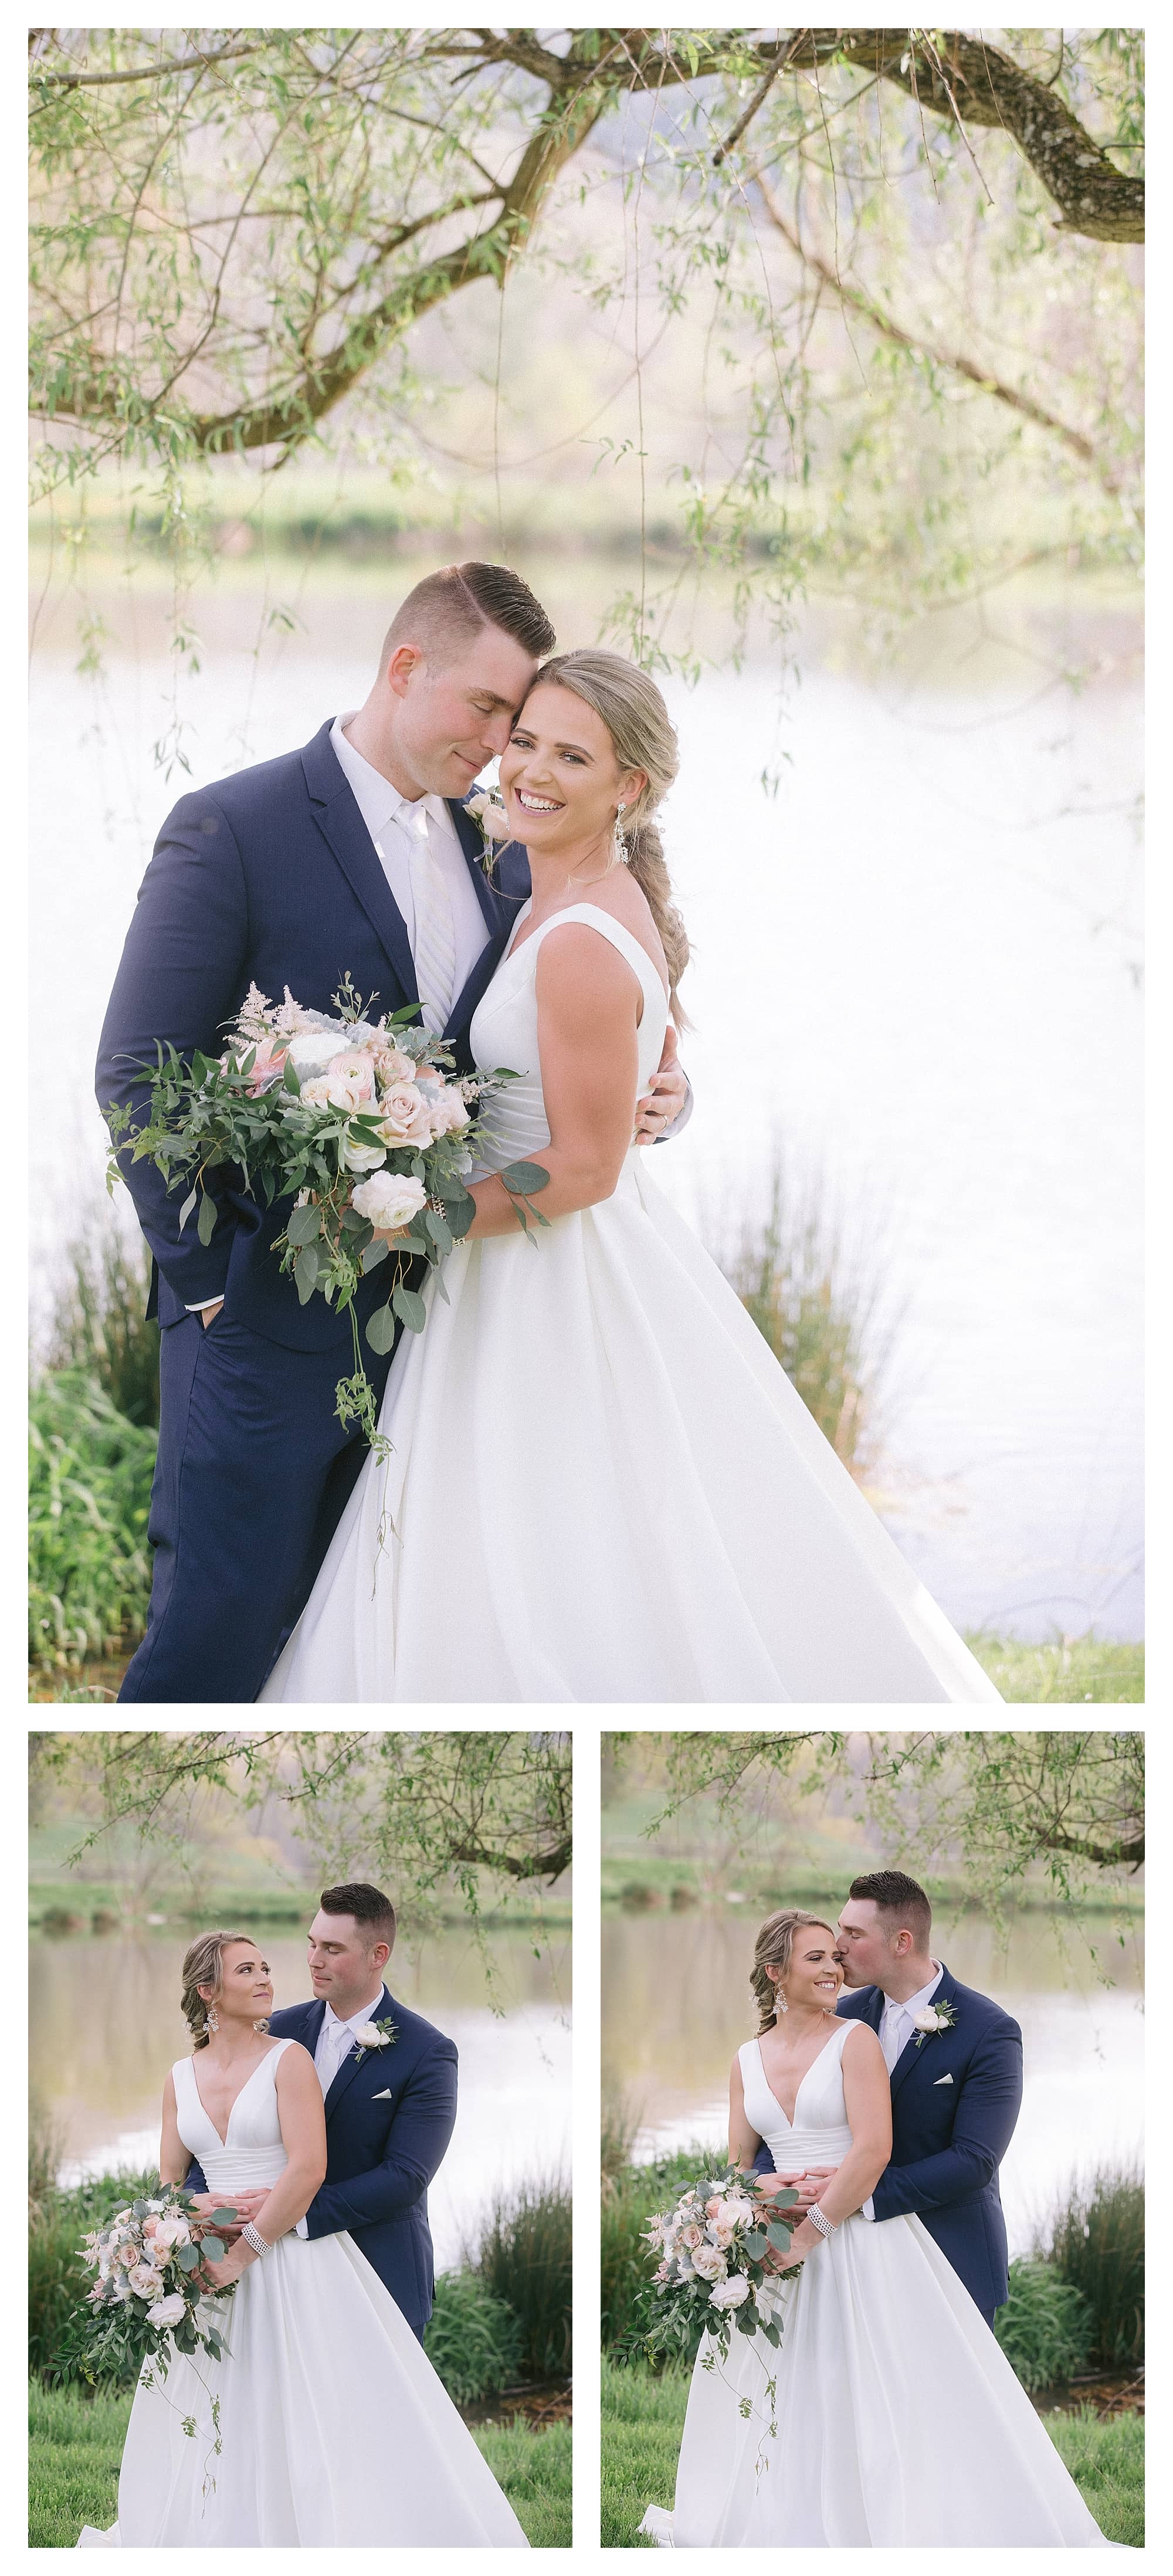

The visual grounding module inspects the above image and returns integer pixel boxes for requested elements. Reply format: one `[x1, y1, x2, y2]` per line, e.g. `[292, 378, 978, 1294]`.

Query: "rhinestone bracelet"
[240, 2221, 272, 2256]
[807, 2204, 836, 2241]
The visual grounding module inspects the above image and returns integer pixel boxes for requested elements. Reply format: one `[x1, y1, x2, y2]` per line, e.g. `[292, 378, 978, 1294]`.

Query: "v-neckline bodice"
[755, 2024, 845, 2130]
[189, 2045, 280, 2148]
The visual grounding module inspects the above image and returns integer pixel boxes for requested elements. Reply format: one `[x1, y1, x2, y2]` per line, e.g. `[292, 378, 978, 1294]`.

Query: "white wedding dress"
[639, 2023, 1114, 2549]
[262, 903, 999, 1702]
[76, 2041, 528, 2548]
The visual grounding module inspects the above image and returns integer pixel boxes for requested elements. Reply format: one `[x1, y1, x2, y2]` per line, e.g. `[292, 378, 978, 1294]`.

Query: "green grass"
[28, 2382, 571, 2547]
[967, 1635, 1144, 1702]
[29, 1372, 157, 1675]
[599, 2361, 1143, 2548]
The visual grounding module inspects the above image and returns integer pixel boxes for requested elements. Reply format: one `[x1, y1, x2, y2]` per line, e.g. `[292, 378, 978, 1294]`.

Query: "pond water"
[602, 1906, 1143, 2256]
[29, 569, 1141, 1636]
[30, 1923, 571, 2273]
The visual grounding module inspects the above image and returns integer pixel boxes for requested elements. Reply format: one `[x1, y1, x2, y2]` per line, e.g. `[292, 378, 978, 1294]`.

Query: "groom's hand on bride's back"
[633, 1022, 689, 1143]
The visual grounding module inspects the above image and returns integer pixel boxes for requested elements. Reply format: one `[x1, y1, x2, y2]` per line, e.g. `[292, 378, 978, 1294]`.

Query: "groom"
[185, 1881, 455, 2343]
[97, 559, 689, 1702]
[757, 1868, 1023, 2328]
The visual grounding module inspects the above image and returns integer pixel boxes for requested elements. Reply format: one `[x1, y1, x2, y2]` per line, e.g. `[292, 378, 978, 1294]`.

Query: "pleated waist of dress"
[764, 2124, 853, 2168]
[192, 2147, 290, 2191]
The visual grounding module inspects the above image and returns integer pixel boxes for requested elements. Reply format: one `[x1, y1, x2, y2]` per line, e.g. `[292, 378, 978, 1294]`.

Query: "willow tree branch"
[755, 177, 1121, 493]
[32, 40, 262, 92]
[775, 29, 1144, 243]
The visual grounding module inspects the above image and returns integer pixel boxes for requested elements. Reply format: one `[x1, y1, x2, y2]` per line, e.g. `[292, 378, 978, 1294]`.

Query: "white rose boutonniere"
[353, 2015, 398, 2062]
[912, 1999, 957, 2048]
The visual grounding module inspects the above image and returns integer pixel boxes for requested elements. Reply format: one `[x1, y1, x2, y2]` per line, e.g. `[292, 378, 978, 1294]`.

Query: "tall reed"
[710, 1154, 901, 1482]
[1037, 2160, 1144, 2368]
[465, 2172, 572, 2383]
[45, 1220, 160, 1428]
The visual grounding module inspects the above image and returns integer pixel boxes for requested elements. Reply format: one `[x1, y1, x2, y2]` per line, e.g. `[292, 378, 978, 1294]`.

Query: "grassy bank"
[29, 2382, 571, 2547]
[599, 2360, 1142, 2547]
[965, 1635, 1144, 1703]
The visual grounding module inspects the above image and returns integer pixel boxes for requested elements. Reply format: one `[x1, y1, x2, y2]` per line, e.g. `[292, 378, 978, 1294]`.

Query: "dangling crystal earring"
[773, 1980, 788, 2016]
[205, 2005, 219, 2035]
[613, 802, 630, 865]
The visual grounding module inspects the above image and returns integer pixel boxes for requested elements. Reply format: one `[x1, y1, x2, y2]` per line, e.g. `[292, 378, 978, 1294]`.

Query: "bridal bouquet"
[105, 975, 550, 1450]
[632, 2164, 800, 2370]
[76, 2187, 238, 2387]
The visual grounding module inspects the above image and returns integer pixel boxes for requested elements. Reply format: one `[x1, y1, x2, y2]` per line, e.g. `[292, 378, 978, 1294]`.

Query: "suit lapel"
[445, 796, 528, 1043]
[889, 1964, 957, 2104]
[301, 725, 419, 1010]
[323, 1985, 394, 2123]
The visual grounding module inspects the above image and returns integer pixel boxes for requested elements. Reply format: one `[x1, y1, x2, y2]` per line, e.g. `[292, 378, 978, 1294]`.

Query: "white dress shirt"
[861, 1962, 944, 2222]
[329, 711, 491, 1004]
[293, 1988, 387, 2240]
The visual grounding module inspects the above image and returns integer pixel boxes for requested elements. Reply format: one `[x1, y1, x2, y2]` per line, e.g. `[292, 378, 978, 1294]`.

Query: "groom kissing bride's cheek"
[100, 558, 1001, 1704]
[640, 1870, 1116, 2550]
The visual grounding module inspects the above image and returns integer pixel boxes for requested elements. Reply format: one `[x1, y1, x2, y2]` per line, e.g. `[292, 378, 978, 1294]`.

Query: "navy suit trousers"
[119, 1313, 395, 1703]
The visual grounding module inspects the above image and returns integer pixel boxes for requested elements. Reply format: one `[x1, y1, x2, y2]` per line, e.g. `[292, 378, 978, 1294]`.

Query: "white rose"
[147, 2293, 188, 2327]
[690, 2241, 726, 2282]
[708, 2272, 752, 2311]
[913, 2008, 944, 2033]
[354, 2023, 389, 2048]
[286, 1032, 345, 1079]
[350, 1173, 428, 1233]
[128, 2263, 164, 2297]
[341, 1131, 389, 1174]
[708, 2195, 749, 2243]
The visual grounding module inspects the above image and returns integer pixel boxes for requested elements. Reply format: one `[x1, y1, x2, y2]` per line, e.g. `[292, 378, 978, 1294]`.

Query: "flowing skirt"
[263, 1154, 1000, 1703]
[76, 2230, 528, 2547]
[640, 2210, 1113, 2547]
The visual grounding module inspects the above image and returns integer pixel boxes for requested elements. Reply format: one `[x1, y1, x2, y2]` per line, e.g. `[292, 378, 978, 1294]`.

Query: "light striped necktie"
[401, 801, 456, 1036]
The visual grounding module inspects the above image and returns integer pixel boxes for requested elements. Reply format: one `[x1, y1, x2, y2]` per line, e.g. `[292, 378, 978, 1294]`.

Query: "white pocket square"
[933, 2073, 954, 2086]
[372, 2088, 395, 2100]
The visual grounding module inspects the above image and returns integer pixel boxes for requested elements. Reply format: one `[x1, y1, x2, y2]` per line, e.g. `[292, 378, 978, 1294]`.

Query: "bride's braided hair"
[534, 649, 691, 1029]
[751, 1910, 835, 2036]
[181, 1930, 256, 2051]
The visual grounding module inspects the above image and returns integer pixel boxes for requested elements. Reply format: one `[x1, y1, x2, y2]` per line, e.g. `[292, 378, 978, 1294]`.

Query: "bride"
[639, 1911, 1114, 2549]
[77, 1933, 527, 2548]
[263, 649, 999, 1704]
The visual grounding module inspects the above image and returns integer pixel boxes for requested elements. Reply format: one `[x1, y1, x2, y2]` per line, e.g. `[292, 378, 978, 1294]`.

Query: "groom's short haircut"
[320, 1880, 397, 1953]
[849, 1870, 932, 1947]
[379, 561, 555, 673]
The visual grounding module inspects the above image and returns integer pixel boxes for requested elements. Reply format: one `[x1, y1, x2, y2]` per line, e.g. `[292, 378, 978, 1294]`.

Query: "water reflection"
[603, 1907, 1143, 2255]
[31, 1926, 571, 2272]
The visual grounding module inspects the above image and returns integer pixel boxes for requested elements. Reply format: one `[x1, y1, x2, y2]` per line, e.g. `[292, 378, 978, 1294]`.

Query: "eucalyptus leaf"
[286, 1204, 321, 1246]
[200, 2235, 226, 2263]
[360, 1235, 390, 1273]
[178, 1188, 198, 1234]
[196, 1192, 219, 1246]
[365, 1301, 396, 1355]
[282, 1053, 301, 1094]
[500, 1159, 551, 1195]
[425, 1208, 453, 1255]
[392, 1282, 427, 1333]
[294, 1242, 320, 1300]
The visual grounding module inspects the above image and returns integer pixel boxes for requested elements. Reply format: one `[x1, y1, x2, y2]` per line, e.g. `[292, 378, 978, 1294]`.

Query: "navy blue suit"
[183, 1987, 457, 2343]
[754, 1965, 1022, 2325]
[97, 722, 530, 1701]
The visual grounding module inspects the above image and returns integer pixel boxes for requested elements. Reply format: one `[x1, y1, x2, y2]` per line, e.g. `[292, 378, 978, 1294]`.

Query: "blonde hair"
[751, 1911, 835, 2037]
[535, 649, 690, 1027]
[180, 1930, 257, 2052]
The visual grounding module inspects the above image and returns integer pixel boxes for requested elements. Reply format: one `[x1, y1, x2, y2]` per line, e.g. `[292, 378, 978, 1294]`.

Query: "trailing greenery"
[994, 2258, 1095, 2394]
[423, 2269, 525, 2408]
[466, 2173, 572, 2385]
[1040, 2162, 1144, 2370]
[599, 2360, 1143, 2548]
[28, 2381, 571, 2547]
[29, 1374, 156, 1674]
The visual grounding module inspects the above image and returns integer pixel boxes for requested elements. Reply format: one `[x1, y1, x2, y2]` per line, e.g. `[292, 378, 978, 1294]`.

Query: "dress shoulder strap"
[526, 902, 666, 996]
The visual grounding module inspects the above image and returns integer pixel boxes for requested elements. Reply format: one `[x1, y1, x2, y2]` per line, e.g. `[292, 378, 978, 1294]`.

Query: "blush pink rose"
[372, 1045, 416, 1086]
[377, 1083, 435, 1149]
[427, 1084, 470, 1137]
